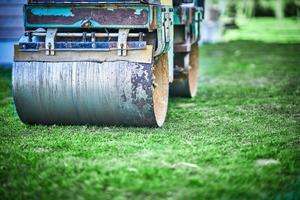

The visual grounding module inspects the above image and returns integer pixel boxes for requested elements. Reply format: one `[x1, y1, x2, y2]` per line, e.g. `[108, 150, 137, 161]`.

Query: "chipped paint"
[26, 6, 150, 28]
[31, 8, 74, 17]
[134, 8, 142, 15]
[72, 19, 101, 27]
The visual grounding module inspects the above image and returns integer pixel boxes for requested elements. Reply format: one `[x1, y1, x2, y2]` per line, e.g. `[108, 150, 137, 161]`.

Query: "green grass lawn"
[224, 18, 300, 43]
[0, 18, 300, 200]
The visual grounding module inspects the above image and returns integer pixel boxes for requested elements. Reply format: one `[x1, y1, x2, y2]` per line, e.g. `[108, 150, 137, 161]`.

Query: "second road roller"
[13, 0, 205, 127]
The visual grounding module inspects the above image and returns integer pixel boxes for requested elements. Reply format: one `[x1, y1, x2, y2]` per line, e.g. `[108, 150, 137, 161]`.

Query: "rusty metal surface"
[13, 60, 164, 126]
[174, 42, 191, 52]
[25, 6, 149, 27]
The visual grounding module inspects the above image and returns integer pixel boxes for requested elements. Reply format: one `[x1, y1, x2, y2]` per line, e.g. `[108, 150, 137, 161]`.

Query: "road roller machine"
[13, 0, 204, 127]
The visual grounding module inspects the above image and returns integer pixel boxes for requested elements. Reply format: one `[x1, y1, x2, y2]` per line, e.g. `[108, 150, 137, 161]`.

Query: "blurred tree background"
[201, 0, 300, 43]
[209, 0, 300, 18]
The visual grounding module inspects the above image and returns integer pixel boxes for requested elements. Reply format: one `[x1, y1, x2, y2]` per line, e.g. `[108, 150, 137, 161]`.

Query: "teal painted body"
[30, 8, 74, 17]
[173, 5, 204, 46]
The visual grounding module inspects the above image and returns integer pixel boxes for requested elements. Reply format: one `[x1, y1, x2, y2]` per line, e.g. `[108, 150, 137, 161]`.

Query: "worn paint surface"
[25, 5, 150, 28]
[31, 8, 74, 17]
[13, 61, 161, 126]
[134, 8, 142, 15]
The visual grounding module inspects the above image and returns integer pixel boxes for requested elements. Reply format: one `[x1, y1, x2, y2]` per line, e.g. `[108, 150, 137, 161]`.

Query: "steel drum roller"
[13, 54, 168, 127]
[170, 44, 199, 97]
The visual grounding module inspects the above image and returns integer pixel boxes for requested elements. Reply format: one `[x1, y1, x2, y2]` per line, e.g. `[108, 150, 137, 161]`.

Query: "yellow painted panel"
[14, 45, 153, 64]
[160, 0, 173, 6]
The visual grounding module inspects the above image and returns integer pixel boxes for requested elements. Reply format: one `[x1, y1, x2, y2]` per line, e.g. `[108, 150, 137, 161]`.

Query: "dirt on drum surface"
[0, 18, 299, 199]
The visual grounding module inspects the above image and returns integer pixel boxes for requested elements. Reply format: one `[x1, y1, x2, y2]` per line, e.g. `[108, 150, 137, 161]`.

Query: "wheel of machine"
[170, 43, 199, 98]
[13, 54, 169, 127]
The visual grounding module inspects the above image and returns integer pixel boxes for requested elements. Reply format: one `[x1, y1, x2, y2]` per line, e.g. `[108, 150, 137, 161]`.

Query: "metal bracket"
[117, 29, 130, 56]
[45, 28, 57, 56]
[164, 12, 171, 43]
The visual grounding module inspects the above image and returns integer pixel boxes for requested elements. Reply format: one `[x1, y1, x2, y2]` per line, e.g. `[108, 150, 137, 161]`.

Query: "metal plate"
[25, 5, 151, 28]
[19, 41, 147, 51]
